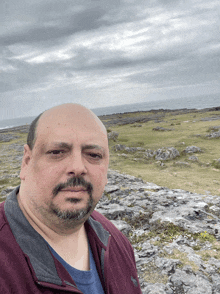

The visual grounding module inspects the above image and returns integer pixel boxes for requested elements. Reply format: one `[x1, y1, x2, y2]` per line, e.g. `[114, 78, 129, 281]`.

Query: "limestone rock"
[155, 147, 180, 161]
[183, 146, 202, 153]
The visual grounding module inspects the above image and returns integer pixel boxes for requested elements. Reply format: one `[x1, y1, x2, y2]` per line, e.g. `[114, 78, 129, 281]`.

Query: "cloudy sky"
[1, 0, 220, 119]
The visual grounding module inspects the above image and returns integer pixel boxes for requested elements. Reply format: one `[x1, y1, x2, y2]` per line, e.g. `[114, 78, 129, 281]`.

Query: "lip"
[61, 187, 87, 192]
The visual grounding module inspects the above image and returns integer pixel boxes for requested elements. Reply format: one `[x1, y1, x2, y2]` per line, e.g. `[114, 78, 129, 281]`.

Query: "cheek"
[92, 167, 108, 192]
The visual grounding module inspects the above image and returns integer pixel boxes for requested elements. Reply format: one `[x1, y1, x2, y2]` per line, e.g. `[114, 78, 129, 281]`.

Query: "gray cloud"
[0, 0, 220, 119]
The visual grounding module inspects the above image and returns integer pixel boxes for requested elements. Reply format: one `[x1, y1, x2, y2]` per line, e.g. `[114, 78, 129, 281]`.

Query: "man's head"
[19, 103, 109, 230]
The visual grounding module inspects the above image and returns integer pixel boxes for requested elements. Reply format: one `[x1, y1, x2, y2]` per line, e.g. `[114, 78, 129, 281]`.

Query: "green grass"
[108, 110, 220, 196]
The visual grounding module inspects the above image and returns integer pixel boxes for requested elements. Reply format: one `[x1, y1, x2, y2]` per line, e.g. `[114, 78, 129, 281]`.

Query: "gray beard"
[50, 195, 94, 222]
[50, 176, 94, 223]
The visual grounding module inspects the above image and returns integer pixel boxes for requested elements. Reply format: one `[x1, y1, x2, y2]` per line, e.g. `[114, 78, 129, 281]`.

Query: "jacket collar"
[4, 186, 109, 285]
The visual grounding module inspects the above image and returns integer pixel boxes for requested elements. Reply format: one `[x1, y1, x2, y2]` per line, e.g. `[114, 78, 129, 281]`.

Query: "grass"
[162, 248, 199, 272]
[1, 109, 220, 199]
[108, 110, 220, 196]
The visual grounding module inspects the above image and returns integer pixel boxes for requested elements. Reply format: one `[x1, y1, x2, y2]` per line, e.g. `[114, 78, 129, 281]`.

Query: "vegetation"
[104, 110, 220, 196]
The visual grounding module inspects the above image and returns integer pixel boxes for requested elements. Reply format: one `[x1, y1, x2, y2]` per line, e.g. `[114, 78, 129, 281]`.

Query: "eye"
[49, 150, 64, 154]
[47, 150, 65, 157]
[87, 152, 103, 159]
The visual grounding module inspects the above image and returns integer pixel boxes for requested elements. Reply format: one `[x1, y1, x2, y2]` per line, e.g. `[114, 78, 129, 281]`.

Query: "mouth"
[60, 187, 88, 193]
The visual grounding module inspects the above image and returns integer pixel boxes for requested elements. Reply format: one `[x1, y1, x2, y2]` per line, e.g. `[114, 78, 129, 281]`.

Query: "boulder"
[183, 146, 202, 153]
[107, 131, 119, 141]
[155, 147, 180, 161]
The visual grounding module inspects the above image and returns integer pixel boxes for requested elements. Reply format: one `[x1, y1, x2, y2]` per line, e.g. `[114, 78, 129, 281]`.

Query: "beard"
[50, 176, 94, 222]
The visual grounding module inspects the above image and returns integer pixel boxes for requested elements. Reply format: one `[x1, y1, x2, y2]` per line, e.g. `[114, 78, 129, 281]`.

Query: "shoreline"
[1, 106, 220, 134]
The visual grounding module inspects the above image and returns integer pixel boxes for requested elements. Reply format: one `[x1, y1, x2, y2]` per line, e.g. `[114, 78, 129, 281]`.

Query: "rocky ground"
[99, 170, 220, 294]
[1, 107, 220, 293]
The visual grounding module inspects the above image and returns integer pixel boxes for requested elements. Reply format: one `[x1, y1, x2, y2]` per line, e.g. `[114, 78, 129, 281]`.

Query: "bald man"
[0, 104, 142, 294]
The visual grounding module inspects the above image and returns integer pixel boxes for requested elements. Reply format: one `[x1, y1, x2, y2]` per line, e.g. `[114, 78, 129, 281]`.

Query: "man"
[0, 103, 142, 293]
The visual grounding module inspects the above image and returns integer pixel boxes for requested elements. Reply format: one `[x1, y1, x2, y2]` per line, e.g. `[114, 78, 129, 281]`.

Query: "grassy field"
[0, 109, 220, 201]
[105, 110, 220, 196]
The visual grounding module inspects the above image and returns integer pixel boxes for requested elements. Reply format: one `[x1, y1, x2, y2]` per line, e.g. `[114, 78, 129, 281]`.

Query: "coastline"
[1, 105, 220, 133]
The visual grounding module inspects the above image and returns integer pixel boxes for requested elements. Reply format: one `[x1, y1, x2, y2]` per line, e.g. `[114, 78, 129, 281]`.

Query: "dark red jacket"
[0, 187, 142, 293]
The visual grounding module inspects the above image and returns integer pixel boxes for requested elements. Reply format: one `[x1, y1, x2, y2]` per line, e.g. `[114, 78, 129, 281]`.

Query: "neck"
[17, 192, 86, 241]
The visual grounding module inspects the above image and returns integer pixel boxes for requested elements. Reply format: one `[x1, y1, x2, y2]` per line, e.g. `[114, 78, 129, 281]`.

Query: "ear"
[20, 144, 32, 180]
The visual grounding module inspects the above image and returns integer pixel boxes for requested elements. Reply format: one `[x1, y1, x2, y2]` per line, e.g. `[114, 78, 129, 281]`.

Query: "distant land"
[0, 93, 219, 129]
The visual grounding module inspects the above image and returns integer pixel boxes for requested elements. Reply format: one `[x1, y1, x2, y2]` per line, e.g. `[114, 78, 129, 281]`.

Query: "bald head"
[27, 103, 107, 150]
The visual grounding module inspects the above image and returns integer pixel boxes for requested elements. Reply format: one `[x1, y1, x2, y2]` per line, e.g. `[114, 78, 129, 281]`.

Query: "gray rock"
[107, 131, 119, 141]
[155, 147, 180, 161]
[110, 220, 132, 237]
[188, 156, 198, 161]
[0, 134, 20, 142]
[183, 146, 202, 153]
[104, 185, 120, 193]
[206, 130, 220, 138]
[113, 144, 126, 151]
[153, 127, 174, 132]
[100, 170, 220, 292]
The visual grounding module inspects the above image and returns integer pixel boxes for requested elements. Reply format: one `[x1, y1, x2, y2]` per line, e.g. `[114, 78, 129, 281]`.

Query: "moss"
[199, 250, 220, 261]
[192, 245, 202, 251]
[149, 221, 187, 243]
[140, 263, 168, 284]
[211, 159, 220, 169]
[163, 248, 199, 272]
[193, 231, 216, 243]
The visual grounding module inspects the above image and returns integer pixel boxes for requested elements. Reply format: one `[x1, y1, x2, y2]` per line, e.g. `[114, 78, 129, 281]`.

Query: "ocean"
[0, 93, 219, 130]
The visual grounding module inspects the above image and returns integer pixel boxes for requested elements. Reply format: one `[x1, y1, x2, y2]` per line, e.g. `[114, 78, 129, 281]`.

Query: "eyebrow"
[82, 144, 106, 155]
[49, 142, 72, 150]
[49, 142, 105, 154]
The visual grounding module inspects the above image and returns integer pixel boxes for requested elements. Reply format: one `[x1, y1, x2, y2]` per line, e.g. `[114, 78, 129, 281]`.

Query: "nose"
[66, 151, 87, 177]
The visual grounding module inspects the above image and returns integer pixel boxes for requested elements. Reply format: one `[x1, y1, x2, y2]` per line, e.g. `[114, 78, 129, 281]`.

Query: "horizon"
[0, 93, 219, 130]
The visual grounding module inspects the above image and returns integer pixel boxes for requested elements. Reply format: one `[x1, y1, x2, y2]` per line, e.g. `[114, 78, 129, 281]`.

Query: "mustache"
[52, 177, 93, 197]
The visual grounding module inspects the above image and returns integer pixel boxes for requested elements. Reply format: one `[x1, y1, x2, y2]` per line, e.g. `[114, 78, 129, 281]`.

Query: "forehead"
[35, 109, 108, 147]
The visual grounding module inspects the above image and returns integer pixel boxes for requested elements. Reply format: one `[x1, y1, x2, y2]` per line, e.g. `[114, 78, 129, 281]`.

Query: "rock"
[110, 220, 132, 237]
[206, 131, 220, 138]
[98, 170, 220, 292]
[113, 144, 126, 151]
[188, 156, 198, 161]
[183, 146, 202, 153]
[1, 186, 17, 196]
[155, 147, 180, 161]
[130, 124, 142, 127]
[208, 126, 220, 132]
[113, 144, 145, 153]
[153, 127, 174, 132]
[0, 134, 20, 142]
[107, 131, 119, 141]
[144, 150, 156, 158]
[104, 185, 120, 193]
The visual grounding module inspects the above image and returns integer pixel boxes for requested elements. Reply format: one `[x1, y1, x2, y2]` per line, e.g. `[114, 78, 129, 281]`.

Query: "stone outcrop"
[107, 131, 119, 141]
[182, 146, 202, 154]
[114, 144, 181, 161]
[96, 170, 220, 294]
[153, 127, 174, 132]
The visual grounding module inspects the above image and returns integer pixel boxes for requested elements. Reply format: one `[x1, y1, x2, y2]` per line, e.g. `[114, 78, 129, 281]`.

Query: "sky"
[1, 0, 220, 120]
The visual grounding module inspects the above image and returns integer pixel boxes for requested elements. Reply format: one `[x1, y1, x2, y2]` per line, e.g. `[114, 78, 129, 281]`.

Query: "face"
[19, 105, 109, 228]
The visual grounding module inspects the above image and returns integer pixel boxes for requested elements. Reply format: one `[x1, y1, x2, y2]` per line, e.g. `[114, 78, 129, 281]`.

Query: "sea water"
[0, 93, 219, 129]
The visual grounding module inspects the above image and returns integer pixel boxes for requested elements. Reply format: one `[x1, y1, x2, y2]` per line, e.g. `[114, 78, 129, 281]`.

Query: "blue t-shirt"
[48, 243, 105, 294]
